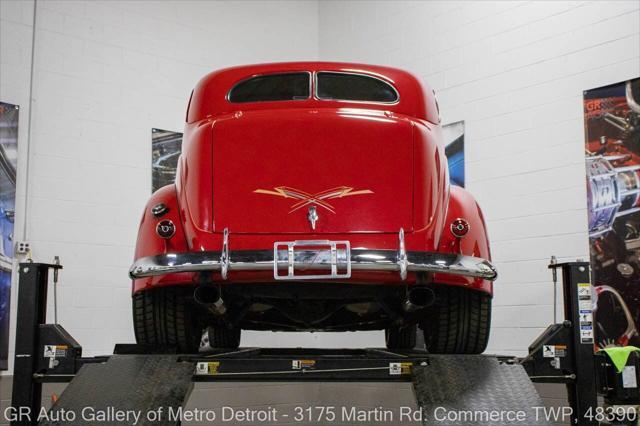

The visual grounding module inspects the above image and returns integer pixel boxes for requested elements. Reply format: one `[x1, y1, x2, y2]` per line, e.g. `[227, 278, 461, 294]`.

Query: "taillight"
[156, 220, 176, 239]
[450, 218, 470, 238]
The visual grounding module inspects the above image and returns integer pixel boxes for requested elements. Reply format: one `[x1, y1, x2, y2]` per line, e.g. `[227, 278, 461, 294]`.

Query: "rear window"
[316, 72, 398, 103]
[228, 73, 310, 103]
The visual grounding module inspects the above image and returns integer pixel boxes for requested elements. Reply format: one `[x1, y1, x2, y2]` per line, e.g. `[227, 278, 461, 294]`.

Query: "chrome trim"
[151, 203, 169, 218]
[314, 71, 400, 105]
[130, 249, 497, 281]
[220, 228, 230, 280]
[307, 205, 319, 230]
[273, 240, 351, 280]
[398, 228, 407, 281]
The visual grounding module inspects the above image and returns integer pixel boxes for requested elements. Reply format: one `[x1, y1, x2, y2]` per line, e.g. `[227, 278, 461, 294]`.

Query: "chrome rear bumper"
[129, 248, 497, 281]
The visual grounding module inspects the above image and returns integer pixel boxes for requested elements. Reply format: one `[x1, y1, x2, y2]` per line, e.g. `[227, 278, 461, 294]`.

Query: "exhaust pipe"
[404, 286, 435, 312]
[194, 285, 226, 315]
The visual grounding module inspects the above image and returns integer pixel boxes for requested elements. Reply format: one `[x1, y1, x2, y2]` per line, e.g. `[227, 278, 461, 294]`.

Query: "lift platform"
[30, 347, 545, 426]
[9, 261, 639, 425]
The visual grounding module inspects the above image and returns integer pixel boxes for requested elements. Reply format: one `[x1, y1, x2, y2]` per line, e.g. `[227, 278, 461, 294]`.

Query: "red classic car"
[130, 62, 497, 353]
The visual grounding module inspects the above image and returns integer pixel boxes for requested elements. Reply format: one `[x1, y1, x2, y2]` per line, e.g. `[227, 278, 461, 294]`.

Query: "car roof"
[187, 62, 439, 124]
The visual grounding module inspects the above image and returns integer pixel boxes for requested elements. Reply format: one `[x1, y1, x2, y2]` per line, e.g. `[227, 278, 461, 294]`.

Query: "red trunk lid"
[212, 109, 413, 234]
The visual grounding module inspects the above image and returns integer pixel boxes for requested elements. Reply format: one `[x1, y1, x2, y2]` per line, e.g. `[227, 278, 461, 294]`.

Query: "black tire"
[133, 286, 202, 353]
[207, 325, 241, 350]
[385, 324, 417, 350]
[421, 286, 491, 354]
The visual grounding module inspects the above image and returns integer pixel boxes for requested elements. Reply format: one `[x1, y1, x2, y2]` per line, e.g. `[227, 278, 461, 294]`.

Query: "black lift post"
[560, 262, 599, 425]
[522, 261, 609, 425]
[11, 262, 61, 425]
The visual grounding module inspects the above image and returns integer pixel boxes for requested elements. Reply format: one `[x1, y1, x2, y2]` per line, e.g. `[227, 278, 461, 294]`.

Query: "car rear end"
[130, 63, 496, 353]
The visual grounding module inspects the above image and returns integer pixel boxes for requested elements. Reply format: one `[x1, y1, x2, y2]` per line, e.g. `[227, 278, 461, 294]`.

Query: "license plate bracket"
[273, 240, 351, 280]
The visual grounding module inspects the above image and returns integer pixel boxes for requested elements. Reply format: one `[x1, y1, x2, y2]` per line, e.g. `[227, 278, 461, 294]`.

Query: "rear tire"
[385, 324, 417, 350]
[421, 286, 491, 354]
[133, 286, 202, 353]
[206, 325, 241, 350]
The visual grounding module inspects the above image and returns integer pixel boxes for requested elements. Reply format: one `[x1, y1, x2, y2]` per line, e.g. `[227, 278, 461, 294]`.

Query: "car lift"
[9, 261, 639, 425]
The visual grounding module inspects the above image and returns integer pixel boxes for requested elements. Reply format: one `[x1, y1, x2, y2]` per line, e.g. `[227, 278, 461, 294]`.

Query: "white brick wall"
[1, 0, 320, 371]
[319, 0, 640, 355]
[2, 1, 639, 370]
[0, 0, 36, 374]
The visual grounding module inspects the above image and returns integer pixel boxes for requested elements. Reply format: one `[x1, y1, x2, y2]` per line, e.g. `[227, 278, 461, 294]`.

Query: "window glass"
[228, 73, 310, 103]
[316, 72, 398, 103]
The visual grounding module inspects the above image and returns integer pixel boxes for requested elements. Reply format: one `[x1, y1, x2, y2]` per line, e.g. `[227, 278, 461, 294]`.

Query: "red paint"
[187, 62, 440, 125]
[212, 109, 413, 233]
[435, 186, 493, 294]
[132, 62, 492, 296]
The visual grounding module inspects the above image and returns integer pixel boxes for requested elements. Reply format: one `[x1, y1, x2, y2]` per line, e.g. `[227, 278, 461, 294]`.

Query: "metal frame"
[273, 240, 351, 280]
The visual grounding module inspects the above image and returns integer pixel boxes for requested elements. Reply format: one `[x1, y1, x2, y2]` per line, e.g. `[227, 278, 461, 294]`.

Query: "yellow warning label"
[207, 362, 220, 374]
[195, 361, 220, 375]
[390, 362, 413, 375]
[292, 360, 316, 370]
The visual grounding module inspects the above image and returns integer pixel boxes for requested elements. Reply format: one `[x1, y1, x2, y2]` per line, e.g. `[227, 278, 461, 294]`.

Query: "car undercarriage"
[194, 282, 432, 332]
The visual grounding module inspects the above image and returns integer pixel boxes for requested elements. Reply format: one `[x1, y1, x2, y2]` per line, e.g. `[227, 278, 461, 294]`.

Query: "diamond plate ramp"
[41, 355, 194, 426]
[412, 356, 549, 426]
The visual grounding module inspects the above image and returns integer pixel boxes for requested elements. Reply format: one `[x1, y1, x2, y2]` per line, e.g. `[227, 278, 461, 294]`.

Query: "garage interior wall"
[1, 0, 639, 373]
[319, 0, 640, 355]
[0, 0, 320, 371]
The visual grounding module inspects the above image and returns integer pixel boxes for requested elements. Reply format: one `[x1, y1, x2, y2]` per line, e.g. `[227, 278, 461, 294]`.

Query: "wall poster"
[0, 101, 18, 370]
[152, 128, 183, 193]
[443, 120, 465, 187]
[585, 78, 640, 349]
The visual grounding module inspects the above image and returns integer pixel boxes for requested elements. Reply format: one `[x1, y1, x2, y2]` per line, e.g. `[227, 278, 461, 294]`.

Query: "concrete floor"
[0, 375, 569, 426]
[1, 379, 419, 426]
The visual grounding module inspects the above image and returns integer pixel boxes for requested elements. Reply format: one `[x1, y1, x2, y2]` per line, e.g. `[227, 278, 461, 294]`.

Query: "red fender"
[434, 185, 493, 296]
[132, 185, 192, 294]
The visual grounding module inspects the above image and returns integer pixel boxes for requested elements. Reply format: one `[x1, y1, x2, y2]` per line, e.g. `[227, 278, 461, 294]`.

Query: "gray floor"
[0, 375, 568, 426]
[185, 382, 420, 426]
